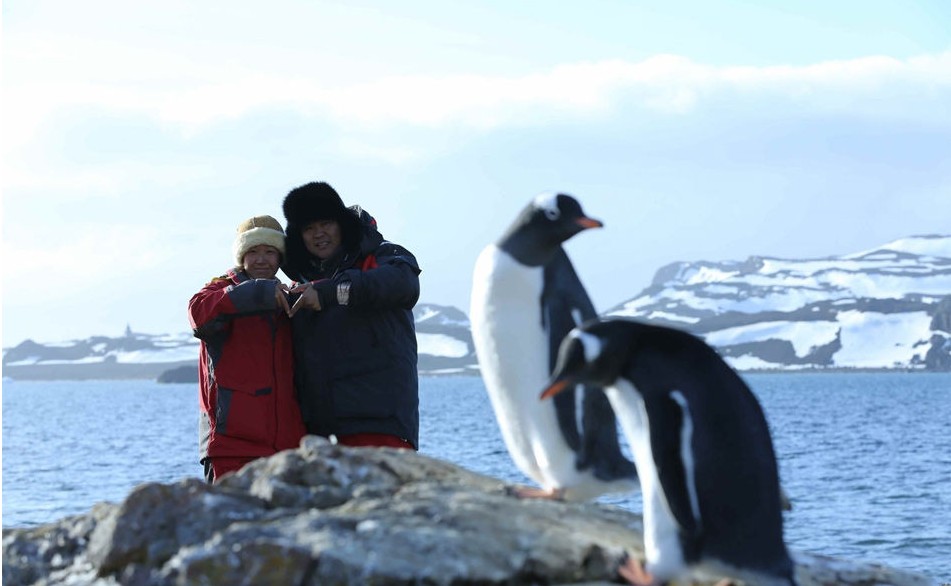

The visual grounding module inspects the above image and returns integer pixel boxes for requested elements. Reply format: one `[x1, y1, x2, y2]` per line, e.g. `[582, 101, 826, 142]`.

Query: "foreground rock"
[2, 437, 935, 586]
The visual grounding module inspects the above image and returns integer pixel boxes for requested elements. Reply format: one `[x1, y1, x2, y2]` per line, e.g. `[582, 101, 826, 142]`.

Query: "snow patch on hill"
[611, 234, 951, 371]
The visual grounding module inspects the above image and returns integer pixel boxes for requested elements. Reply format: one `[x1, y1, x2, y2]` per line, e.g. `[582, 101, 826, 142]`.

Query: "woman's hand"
[275, 282, 292, 316]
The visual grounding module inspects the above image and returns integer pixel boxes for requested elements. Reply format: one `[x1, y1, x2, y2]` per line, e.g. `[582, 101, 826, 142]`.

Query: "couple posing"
[188, 181, 421, 483]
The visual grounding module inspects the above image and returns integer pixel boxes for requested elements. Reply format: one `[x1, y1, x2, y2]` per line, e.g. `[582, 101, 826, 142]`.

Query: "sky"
[2, 0, 950, 348]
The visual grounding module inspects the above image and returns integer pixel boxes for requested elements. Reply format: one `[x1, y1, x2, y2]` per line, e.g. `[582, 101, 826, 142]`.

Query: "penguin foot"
[506, 485, 565, 500]
[617, 554, 656, 586]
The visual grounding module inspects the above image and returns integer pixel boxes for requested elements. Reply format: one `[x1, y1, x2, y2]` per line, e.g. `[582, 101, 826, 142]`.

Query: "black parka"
[282, 207, 421, 448]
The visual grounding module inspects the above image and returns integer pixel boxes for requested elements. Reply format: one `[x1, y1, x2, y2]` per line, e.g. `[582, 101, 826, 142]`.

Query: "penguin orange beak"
[576, 217, 603, 230]
[540, 379, 571, 400]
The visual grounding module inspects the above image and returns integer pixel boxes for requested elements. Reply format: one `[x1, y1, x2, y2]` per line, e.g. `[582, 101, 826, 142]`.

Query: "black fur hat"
[282, 181, 363, 251]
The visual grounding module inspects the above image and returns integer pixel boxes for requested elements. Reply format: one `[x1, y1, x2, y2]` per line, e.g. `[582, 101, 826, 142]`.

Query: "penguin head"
[540, 319, 627, 399]
[498, 193, 603, 266]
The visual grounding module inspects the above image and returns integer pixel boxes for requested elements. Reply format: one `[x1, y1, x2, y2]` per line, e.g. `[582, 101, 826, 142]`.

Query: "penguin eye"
[544, 208, 561, 221]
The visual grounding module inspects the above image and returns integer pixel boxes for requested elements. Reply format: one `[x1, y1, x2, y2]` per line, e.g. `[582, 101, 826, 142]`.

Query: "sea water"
[2, 373, 949, 582]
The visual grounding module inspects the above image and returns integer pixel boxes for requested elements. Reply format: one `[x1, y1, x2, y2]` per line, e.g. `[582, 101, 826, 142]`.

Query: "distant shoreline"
[740, 367, 944, 375]
[2, 361, 197, 382]
[3, 363, 947, 382]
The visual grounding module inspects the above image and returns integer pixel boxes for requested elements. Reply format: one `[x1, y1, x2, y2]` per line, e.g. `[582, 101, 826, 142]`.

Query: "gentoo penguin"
[541, 318, 796, 586]
[470, 193, 637, 501]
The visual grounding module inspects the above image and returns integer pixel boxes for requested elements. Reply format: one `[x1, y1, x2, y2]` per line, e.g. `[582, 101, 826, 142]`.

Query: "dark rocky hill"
[2, 304, 478, 382]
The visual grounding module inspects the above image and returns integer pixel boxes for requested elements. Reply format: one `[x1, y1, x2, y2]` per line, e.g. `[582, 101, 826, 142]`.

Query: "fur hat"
[233, 215, 286, 265]
[282, 181, 363, 251]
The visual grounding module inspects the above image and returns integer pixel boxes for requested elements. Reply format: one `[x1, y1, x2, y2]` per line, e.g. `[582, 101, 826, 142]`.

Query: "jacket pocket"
[216, 386, 274, 445]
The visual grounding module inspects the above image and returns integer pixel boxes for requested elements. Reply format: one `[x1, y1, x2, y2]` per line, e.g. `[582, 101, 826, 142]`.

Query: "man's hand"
[289, 280, 339, 317]
[289, 282, 321, 317]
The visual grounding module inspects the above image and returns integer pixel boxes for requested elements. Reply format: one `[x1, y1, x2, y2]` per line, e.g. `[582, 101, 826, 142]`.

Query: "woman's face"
[242, 245, 282, 279]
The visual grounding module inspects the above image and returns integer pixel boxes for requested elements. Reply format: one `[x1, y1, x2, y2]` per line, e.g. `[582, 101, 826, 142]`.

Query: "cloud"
[5, 46, 950, 152]
[146, 51, 951, 128]
[4, 50, 950, 348]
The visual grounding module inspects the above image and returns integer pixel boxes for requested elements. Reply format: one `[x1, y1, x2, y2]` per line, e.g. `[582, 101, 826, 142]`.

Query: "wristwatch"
[336, 281, 351, 306]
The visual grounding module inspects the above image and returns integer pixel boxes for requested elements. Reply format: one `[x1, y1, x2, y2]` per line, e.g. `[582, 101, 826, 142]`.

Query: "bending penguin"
[541, 318, 796, 586]
[470, 193, 637, 501]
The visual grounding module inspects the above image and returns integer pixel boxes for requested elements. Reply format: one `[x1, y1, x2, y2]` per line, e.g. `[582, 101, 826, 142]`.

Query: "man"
[282, 181, 421, 450]
[188, 215, 307, 482]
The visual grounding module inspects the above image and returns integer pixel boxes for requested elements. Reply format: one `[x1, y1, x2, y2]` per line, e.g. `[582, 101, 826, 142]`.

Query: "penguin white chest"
[470, 245, 572, 486]
[605, 381, 688, 580]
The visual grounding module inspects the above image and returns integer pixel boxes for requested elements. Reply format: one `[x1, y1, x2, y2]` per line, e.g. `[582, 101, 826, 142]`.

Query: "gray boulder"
[2, 437, 936, 585]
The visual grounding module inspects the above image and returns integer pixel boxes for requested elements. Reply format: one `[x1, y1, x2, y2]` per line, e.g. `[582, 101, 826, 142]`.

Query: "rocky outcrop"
[924, 334, 951, 371]
[925, 296, 951, 371]
[930, 295, 951, 334]
[155, 365, 199, 384]
[2, 438, 937, 586]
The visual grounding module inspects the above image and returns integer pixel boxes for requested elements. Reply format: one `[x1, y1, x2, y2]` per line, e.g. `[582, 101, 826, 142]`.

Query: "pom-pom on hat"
[233, 215, 286, 265]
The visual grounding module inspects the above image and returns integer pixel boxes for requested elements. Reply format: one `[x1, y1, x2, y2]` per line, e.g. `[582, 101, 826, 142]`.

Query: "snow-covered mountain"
[610, 234, 951, 371]
[4, 235, 950, 380]
[2, 304, 478, 381]
[412, 303, 478, 375]
[2, 329, 199, 381]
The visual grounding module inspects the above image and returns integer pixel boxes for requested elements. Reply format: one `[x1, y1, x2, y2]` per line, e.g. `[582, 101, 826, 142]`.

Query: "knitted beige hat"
[233, 215, 286, 265]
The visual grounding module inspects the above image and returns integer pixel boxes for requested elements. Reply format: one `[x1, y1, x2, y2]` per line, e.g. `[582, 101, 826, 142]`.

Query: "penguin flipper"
[541, 249, 597, 364]
[541, 250, 596, 453]
[578, 384, 638, 482]
[542, 250, 636, 482]
[648, 394, 702, 539]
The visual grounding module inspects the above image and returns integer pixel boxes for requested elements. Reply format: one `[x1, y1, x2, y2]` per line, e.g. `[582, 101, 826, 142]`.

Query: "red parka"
[188, 269, 306, 463]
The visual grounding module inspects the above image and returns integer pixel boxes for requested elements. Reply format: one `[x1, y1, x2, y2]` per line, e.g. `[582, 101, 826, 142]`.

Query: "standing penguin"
[541, 318, 796, 586]
[470, 193, 637, 500]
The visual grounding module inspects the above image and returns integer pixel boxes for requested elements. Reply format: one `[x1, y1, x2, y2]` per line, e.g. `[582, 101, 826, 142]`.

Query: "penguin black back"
[626, 324, 789, 575]
[545, 318, 795, 584]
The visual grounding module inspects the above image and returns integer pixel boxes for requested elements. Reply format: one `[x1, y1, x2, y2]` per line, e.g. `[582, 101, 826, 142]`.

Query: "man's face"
[242, 245, 282, 279]
[302, 219, 342, 260]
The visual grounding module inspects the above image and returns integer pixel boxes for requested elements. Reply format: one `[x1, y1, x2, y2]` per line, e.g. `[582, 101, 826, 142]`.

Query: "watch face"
[337, 282, 350, 305]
